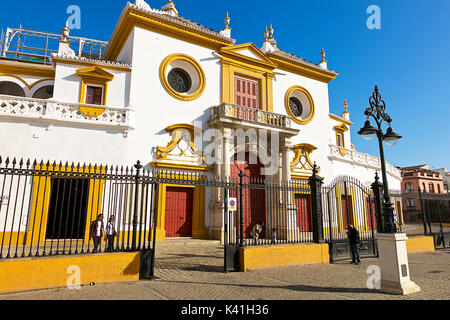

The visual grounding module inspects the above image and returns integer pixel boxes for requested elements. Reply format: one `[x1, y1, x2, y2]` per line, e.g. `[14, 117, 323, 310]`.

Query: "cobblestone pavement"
[1, 240, 449, 300]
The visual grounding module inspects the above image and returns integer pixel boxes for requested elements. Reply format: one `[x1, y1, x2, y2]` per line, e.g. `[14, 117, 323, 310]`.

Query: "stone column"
[278, 136, 297, 241]
[208, 127, 233, 242]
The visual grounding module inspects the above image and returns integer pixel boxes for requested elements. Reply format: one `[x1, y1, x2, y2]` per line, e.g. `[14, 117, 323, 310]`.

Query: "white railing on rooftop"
[329, 144, 402, 179]
[0, 95, 134, 131]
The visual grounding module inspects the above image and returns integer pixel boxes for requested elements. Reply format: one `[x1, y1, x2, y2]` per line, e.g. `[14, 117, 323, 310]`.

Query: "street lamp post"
[357, 86, 420, 295]
[358, 86, 402, 233]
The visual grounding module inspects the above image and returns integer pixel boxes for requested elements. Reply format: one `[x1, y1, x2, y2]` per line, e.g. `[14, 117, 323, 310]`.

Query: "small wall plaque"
[401, 264, 408, 277]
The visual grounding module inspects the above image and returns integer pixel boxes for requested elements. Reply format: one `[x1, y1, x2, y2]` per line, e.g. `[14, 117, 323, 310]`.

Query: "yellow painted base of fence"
[239, 243, 330, 271]
[0, 252, 140, 294]
[406, 236, 435, 253]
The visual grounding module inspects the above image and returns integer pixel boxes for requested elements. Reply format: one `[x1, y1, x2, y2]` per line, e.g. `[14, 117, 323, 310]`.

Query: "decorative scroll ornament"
[156, 124, 205, 164]
[290, 143, 318, 179]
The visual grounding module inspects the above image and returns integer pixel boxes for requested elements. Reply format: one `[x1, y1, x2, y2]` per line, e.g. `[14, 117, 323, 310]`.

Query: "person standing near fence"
[105, 215, 118, 252]
[347, 224, 361, 264]
[90, 214, 104, 253]
[251, 221, 264, 245]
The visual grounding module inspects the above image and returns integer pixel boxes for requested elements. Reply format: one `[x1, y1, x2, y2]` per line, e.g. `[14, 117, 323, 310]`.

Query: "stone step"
[154, 239, 223, 249]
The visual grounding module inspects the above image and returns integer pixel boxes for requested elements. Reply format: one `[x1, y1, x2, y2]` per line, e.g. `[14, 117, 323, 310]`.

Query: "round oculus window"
[284, 86, 315, 125]
[167, 68, 192, 93]
[289, 97, 303, 117]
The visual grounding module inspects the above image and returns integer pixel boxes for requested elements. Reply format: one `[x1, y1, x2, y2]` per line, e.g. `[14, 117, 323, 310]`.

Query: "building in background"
[400, 164, 444, 222]
[434, 168, 450, 194]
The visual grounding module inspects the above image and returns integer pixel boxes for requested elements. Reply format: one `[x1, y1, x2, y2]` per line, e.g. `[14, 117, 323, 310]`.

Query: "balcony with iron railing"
[0, 94, 134, 133]
[209, 103, 297, 133]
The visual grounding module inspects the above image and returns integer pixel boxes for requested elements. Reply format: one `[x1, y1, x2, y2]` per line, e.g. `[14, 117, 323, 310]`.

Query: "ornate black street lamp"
[358, 86, 402, 233]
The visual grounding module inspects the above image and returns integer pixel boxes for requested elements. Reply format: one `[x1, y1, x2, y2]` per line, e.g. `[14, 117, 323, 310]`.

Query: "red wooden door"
[295, 194, 312, 232]
[230, 153, 265, 238]
[165, 187, 194, 238]
[365, 197, 376, 230]
[341, 195, 353, 230]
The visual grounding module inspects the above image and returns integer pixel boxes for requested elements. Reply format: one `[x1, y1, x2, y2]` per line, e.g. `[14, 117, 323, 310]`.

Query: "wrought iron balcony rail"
[210, 103, 292, 129]
[0, 95, 134, 131]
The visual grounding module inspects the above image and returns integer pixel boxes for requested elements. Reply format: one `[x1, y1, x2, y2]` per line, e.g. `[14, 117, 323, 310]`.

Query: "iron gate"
[322, 176, 378, 262]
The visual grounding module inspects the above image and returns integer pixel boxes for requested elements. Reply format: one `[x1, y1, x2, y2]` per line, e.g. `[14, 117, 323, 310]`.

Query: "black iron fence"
[396, 189, 450, 249]
[0, 155, 321, 261]
[0, 157, 162, 259]
[224, 177, 312, 247]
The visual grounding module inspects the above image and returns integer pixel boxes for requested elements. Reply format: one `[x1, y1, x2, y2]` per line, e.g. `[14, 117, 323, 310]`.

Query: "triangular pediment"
[76, 66, 114, 82]
[220, 43, 277, 69]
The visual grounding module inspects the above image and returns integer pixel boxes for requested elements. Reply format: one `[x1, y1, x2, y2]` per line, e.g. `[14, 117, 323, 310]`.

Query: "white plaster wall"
[123, 26, 222, 165]
[272, 71, 334, 181]
[52, 63, 129, 107]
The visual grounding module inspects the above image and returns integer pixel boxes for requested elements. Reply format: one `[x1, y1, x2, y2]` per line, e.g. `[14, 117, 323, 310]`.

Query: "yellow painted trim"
[104, 8, 233, 61]
[0, 61, 55, 78]
[24, 164, 106, 246]
[329, 113, 353, 125]
[0, 252, 140, 294]
[221, 60, 274, 113]
[0, 74, 53, 91]
[156, 123, 205, 163]
[220, 43, 277, 70]
[150, 161, 212, 172]
[52, 58, 131, 72]
[0, 73, 31, 90]
[239, 243, 329, 271]
[76, 66, 113, 117]
[267, 53, 337, 83]
[338, 147, 348, 156]
[406, 236, 435, 253]
[159, 53, 206, 101]
[76, 66, 114, 83]
[78, 80, 108, 118]
[29, 78, 55, 90]
[284, 85, 315, 125]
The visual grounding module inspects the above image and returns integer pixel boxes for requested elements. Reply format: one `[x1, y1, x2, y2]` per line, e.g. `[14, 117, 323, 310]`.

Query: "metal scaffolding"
[0, 26, 109, 64]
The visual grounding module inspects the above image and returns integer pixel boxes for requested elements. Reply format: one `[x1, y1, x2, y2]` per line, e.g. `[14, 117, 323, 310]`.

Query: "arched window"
[32, 85, 54, 99]
[437, 184, 441, 194]
[429, 183, 434, 193]
[422, 182, 426, 192]
[0, 81, 26, 97]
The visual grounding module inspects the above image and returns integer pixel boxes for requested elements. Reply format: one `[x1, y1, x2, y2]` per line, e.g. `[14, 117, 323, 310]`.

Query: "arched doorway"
[230, 152, 266, 239]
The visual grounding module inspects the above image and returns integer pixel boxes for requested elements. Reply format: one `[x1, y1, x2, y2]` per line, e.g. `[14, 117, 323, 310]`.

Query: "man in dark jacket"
[90, 214, 104, 253]
[347, 224, 361, 264]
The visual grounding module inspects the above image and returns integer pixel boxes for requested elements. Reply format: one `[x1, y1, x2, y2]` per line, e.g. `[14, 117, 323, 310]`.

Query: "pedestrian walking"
[90, 214, 104, 253]
[105, 215, 118, 252]
[347, 224, 361, 264]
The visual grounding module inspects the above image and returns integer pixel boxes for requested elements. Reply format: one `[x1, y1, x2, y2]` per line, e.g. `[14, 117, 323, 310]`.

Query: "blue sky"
[1, 0, 449, 170]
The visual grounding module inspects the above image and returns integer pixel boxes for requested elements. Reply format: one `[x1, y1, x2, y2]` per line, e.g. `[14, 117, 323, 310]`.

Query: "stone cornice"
[51, 54, 132, 72]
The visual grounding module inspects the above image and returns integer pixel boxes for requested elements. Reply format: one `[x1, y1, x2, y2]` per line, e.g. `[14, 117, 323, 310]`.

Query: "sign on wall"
[228, 198, 237, 211]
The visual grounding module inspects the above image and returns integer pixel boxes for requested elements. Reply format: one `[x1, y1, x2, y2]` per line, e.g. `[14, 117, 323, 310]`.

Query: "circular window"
[168, 68, 192, 93]
[284, 86, 315, 125]
[159, 53, 206, 101]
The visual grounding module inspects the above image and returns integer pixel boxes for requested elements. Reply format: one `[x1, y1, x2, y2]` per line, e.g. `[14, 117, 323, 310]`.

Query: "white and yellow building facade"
[0, 1, 403, 242]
